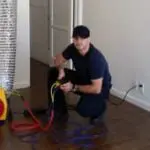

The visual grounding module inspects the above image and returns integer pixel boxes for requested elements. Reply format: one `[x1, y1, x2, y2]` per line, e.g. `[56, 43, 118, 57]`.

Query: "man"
[48, 25, 112, 123]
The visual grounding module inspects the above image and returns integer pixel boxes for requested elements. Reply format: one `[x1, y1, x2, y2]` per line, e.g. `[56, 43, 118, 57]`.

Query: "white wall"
[13, 0, 30, 89]
[30, 0, 49, 64]
[83, 0, 150, 111]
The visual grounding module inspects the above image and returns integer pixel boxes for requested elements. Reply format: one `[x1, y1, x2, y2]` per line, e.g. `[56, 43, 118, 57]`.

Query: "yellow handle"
[0, 88, 8, 121]
[55, 81, 61, 87]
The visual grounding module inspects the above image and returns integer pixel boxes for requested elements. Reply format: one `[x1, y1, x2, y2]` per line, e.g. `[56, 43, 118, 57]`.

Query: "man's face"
[73, 37, 90, 54]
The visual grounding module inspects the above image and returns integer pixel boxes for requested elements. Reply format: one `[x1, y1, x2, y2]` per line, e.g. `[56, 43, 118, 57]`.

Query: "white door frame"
[74, 0, 83, 26]
[48, 0, 83, 69]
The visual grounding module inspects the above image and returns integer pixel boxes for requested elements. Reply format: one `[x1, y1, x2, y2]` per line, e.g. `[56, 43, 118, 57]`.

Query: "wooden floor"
[0, 59, 150, 150]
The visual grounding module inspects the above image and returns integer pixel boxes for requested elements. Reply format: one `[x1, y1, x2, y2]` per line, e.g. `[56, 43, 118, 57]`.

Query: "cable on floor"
[109, 85, 136, 106]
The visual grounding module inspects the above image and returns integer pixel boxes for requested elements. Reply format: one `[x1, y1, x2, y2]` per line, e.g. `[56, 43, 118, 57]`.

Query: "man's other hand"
[60, 81, 73, 93]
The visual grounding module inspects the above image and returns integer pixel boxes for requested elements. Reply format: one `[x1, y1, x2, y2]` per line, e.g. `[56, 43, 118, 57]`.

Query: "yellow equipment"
[0, 88, 8, 125]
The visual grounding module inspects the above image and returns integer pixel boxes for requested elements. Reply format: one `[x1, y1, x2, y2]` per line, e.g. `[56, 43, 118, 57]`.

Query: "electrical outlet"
[138, 83, 144, 94]
[131, 81, 145, 95]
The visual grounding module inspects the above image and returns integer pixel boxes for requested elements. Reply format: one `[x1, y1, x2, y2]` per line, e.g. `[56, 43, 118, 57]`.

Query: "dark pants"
[47, 67, 107, 118]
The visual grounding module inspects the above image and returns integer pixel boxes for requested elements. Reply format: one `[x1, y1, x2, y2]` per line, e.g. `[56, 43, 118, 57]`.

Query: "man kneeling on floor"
[48, 25, 112, 124]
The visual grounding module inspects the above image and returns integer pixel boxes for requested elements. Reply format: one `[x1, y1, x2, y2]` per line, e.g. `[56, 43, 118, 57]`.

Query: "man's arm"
[53, 44, 73, 68]
[74, 78, 103, 94]
[73, 55, 106, 94]
[53, 53, 67, 68]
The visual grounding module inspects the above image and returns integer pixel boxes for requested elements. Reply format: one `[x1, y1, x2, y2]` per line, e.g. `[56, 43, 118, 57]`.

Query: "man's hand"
[60, 81, 73, 93]
[53, 54, 66, 67]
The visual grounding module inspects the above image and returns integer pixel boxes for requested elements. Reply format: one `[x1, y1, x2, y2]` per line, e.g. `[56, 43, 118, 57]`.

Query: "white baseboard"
[13, 81, 30, 89]
[110, 87, 150, 112]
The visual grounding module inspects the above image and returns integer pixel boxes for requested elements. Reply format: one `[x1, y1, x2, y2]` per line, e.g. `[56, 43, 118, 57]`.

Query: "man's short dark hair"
[72, 25, 90, 39]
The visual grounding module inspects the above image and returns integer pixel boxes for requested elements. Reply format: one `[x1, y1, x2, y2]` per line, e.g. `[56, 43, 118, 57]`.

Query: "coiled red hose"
[8, 83, 57, 133]
[9, 100, 54, 132]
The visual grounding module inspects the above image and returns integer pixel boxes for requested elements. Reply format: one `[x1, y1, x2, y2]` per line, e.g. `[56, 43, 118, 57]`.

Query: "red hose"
[9, 100, 54, 132]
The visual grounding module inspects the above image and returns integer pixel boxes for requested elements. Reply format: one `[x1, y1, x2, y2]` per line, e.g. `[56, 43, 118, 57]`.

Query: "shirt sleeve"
[62, 44, 73, 60]
[89, 55, 106, 80]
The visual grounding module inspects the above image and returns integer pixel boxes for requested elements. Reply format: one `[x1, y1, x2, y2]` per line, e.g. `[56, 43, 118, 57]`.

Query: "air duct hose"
[0, 0, 17, 92]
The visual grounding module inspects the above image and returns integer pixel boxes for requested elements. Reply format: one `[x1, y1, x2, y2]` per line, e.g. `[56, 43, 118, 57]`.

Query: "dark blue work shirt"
[62, 43, 112, 99]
